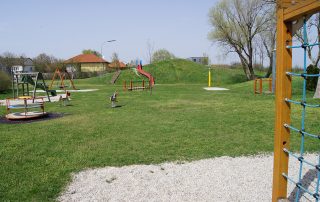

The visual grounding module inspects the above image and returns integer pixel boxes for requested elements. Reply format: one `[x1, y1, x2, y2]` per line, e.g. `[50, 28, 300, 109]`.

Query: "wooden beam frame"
[284, 0, 320, 21]
[273, 0, 319, 201]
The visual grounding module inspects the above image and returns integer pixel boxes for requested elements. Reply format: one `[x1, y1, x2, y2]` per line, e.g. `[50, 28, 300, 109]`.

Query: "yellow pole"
[208, 68, 211, 87]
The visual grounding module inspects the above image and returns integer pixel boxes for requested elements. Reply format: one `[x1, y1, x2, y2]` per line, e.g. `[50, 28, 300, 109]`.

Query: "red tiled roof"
[65, 54, 109, 63]
[109, 61, 126, 68]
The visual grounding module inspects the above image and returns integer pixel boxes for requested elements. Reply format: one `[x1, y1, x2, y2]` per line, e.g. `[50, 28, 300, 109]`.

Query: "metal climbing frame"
[273, 1, 320, 201]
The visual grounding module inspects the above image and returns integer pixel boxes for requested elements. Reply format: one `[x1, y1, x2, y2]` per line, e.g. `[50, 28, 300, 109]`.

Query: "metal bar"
[316, 156, 320, 202]
[285, 98, 320, 108]
[284, 123, 319, 139]
[286, 42, 320, 49]
[41, 73, 51, 102]
[286, 72, 320, 77]
[283, 148, 318, 168]
[282, 173, 315, 197]
[296, 19, 309, 201]
[13, 72, 40, 75]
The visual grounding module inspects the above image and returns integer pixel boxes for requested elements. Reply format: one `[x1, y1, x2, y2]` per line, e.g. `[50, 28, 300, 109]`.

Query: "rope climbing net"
[283, 17, 320, 201]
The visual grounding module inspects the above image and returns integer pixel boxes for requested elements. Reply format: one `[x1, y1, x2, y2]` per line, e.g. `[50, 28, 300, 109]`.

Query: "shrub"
[0, 71, 11, 92]
[306, 64, 319, 91]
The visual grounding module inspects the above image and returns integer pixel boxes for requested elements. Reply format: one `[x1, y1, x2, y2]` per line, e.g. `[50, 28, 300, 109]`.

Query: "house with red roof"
[64, 54, 110, 72]
[109, 61, 127, 69]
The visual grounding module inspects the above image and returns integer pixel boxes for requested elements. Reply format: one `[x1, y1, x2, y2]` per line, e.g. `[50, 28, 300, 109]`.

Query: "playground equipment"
[59, 92, 71, 106]
[123, 62, 155, 91]
[208, 68, 211, 87]
[5, 97, 46, 120]
[123, 80, 147, 91]
[273, 1, 320, 201]
[136, 63, 155, 87]
[109, 91, 118, 108]
[49, 68, 77, 91]
[11, 72, 53, 102]
[254, 78, 272, 94]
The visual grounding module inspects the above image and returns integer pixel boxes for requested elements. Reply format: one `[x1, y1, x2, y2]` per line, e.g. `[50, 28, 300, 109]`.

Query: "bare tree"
[0, 52, 18, 73]
[295, 13, 320, 67]
[293, 13, 320, 97]
[110, 52, 120, 70]
[146, 39, 155, 64]
[33, 53, 64, 72]
[208, 0, 271, 80]
[258, 4, 276, 77]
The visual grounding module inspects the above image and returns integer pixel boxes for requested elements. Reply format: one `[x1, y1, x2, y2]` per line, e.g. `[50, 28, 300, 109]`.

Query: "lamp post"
[100, 40, 116, 59]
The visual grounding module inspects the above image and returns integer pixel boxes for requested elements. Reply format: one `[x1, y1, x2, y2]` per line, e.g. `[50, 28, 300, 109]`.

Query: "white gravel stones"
[58, 154, 319, 202]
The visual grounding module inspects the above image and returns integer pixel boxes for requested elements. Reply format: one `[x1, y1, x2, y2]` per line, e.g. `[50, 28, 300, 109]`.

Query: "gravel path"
[58, 154, 319, 202]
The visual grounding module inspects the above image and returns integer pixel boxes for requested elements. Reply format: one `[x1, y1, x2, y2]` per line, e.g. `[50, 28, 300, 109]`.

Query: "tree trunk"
[239, 57, 252, 80]
[314, 76, 320, 98]
[264, 54, 273, 78]
[247, 63, 256, 80]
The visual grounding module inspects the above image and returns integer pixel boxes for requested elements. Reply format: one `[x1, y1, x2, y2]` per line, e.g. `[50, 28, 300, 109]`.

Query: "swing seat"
[59, 85, 68, 89]
[47, 90, 57, 96]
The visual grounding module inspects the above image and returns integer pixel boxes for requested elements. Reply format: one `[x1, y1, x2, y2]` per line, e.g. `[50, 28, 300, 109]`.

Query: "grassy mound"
[115, 59, 247, 85]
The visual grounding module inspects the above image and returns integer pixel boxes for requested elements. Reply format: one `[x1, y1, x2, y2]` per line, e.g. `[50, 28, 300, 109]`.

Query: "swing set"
[11, 71, 53, 102]
[49, 68, 77, 91]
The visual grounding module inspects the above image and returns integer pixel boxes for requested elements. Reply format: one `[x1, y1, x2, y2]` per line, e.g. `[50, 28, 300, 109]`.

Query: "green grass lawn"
[0, 61, 319, 201]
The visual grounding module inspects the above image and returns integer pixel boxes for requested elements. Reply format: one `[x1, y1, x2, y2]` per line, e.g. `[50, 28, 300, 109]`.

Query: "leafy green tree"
[152, 49, 175, 63]
[0, 70, 11, 92]
[82, 49, 102, 58]
[306, 64, 319, 91]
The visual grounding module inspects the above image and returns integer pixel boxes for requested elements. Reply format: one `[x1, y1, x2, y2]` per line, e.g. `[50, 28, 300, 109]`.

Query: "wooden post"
[123, 81, 126, 91]
[49, 68, 58, 89]
[272, 7, 293, 202]
[254, 79, 257, 94]
[259, 79, 263, 94]
[269, 78, 272, 92]
[130, 80, 133, 90]
[142, 80, 145, 89]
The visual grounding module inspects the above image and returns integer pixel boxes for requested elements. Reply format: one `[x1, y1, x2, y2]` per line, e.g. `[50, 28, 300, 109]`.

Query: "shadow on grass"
[0, 112, 66, 124]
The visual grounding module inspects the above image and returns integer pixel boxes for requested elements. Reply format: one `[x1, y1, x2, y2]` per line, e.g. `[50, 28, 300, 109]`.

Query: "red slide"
[136, 64, 155, 86]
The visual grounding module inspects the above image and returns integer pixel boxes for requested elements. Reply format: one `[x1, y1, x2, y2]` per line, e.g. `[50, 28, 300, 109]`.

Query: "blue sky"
[0, 0, 308, 66]
[1, 0, 224, 63]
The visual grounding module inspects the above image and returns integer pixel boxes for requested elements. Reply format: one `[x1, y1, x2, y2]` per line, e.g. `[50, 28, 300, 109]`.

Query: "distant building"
[0, 62, 5, 72]
[187, 57, 209, 65]
[64, 54, 110, 72]
[109, 61, 127, 69]
[11, 58, 35, 73]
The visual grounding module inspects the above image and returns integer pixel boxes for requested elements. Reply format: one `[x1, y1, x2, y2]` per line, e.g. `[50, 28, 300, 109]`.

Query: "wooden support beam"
[284, 0, 320, 21]
[272, 8, 293, 202]
[278, 0, 298, 9]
